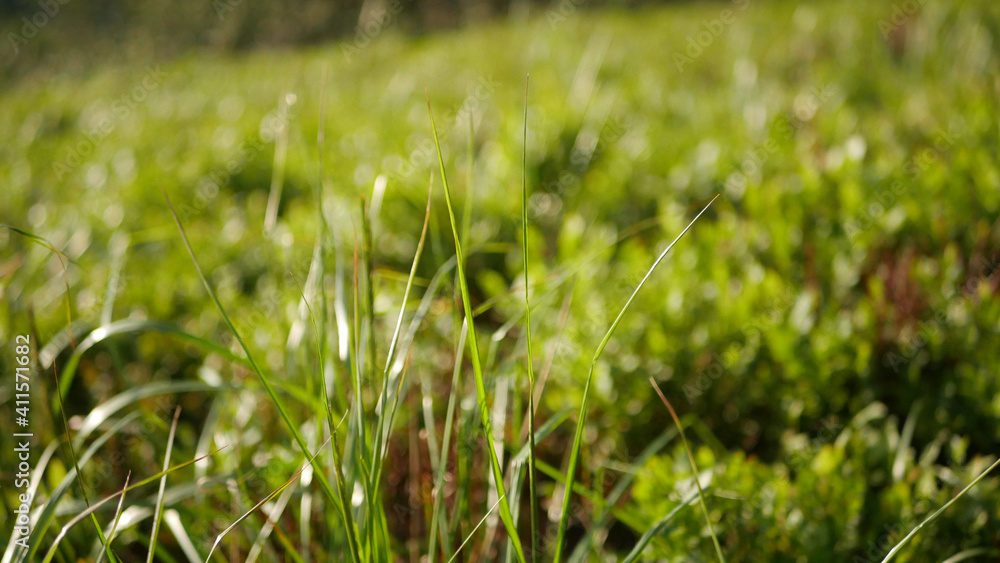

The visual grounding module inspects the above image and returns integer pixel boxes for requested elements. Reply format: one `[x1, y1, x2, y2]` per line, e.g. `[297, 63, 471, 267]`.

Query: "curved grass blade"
[427, 320, 466, 562]
[163, 188, 344, 514]
[206, 436, 332, 562]
[650, 377, 725, 562]
[428, 92, 527, 563]
[97, 471, 131, 563]
[520, 73, 541, 561]
[371, 174, 433, 490]
[533, 458, 647, 533]
[447, 494, 506, 563]
[2, 440, 58, 563]
[622, 489, 701, 563]
[22, 412, 141, 562]
[246, 480, 297, 563]
[1, 224, 76, 346]
[881, 457, 1000, 563]
[940, 548, 1000, 562]
[290, 252, 362, 563]
[55, 319, 321, 413]
[147, 407, 181, 563]
[553, 195, 719, 562]
[41, 447, 227, 563]
[164, 510, 203, 562]
[28, 310, 113, 560]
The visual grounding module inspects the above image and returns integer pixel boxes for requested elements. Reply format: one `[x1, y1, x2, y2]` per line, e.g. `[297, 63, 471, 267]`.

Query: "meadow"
[2, 0, 1000, 561]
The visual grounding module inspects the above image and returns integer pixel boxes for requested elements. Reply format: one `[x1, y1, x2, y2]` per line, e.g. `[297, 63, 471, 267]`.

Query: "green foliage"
[3, 0, 1000, 560]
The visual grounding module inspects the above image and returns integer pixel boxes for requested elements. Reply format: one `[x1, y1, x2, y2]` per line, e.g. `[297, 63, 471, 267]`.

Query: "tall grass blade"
[290, 243, 363, 563]
[147, 406, 181, 563]
[41, 448, 226, 563]
[97, 471, 131, 563]
[881, 457, 1000, 563]
[428, 92, 527, 563]
[163, 188, 344, 510]
[428, 320, 466, 561]
[553, 195, 719, 562]
[940, 548, 1000, 562]
[649, 377, 725, 562]
[206, 437, 329, 563]
[264, 93, 290, 233]
[519, 74, 541, 561]
[447, 495, 507, 563]
[372, 175, 432, 489]
[164, 510, 203, 562]
[28, 311, 113, 560]
[1, 224, 76, 346]
[622, 489, 701, 563]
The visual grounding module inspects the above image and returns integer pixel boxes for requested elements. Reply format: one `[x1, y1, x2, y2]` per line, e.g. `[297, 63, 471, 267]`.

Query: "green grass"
[3, 0, 1000, 561]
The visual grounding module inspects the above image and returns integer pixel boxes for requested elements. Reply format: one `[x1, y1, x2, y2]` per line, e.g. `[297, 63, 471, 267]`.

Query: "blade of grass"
[428, 92, 527, 563]
[41, 448, 227, 563]
[552, 195, 719, 562]
[97, 471, 131, 563]
[147, 407, 182, 563]
[28, 310, 113, 561]
[881, 457, 1000, 563]
[940, 548, 1000, 563]
[291, 257, 362, 563]
[163, 189, 347, 537]
[164, 510, 203, 563]
[649, 377, 725, 562]
[264, 93, 290, 234]
[427, 320, 466, 562]
[348, 233, 377, 561]
[206, 437, 329, 562]
[246, 479, 298, 563]
[622, 489, 701, 563]
[534, 458, 648, 533]
[371, 175, 432, 490]
[1, 224, 76, 347]
[22, 413, 140, 562]
[447, 495, 506, 563]
[519, 74, 541, 562]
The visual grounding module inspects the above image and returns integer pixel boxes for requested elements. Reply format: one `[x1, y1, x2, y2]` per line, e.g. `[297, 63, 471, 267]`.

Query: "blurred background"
[2, 0, 1000, 561]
